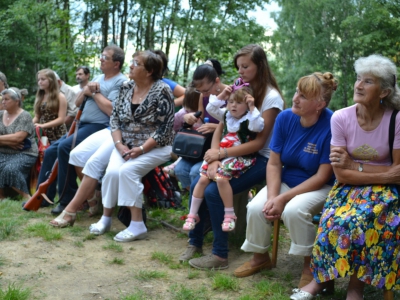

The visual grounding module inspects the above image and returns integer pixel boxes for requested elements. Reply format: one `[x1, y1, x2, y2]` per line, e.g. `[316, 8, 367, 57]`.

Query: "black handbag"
[172, 128, 213, 162]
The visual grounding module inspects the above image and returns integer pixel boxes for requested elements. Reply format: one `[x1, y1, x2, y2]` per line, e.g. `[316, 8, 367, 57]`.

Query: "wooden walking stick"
[23, 98, 87, 211]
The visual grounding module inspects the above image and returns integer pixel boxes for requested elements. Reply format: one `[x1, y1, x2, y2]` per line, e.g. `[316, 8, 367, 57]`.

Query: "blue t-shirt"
[269, 108, 334, 188]
[162, 78, 177, 92]
[80, 73, 127, 126]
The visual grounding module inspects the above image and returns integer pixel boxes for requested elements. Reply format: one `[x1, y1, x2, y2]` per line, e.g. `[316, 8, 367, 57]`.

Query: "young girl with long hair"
[33, 69, 67, 142]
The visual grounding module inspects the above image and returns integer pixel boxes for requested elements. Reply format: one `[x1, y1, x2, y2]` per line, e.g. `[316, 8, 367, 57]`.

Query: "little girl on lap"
[183, 78, 264, 232]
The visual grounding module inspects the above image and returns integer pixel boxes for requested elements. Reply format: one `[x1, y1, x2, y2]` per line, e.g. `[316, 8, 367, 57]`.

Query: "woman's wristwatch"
[139, 145, 145, 154]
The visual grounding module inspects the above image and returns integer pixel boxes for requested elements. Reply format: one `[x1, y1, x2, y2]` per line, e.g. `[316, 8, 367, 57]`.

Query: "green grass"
[211, 273, 239, 291]
[187, 269, 200, 279]
[68, 225, 85, 236]
[56, 263, 72, 270]
[135, 270, 167, 281]
[0, 283, 30, 300]
[109, 257, 124, 265]
[102, 242, 123, 252]
[83, 233, 97, 241]
[121, 289, 148, 300]
[25, 222, 63, 241]
[73, 241, 84, 248]
[169, 284, 209, 300]
[151, 251, 173, 265]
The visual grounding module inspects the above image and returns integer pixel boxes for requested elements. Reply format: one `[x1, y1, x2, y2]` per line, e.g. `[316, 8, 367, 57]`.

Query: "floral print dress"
[39, 102, 67, 142]
[312, 182, 400, 290]
[200, 110, 263, 180]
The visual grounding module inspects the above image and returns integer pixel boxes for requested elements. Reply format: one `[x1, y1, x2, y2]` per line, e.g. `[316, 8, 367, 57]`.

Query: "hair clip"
[231, 78, 250, 92]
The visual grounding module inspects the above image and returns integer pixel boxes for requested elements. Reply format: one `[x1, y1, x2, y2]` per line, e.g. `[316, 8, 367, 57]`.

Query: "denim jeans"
[188, 153, 268, 258]
[174, 158, 202, 190]
[37, 122, 106, 206]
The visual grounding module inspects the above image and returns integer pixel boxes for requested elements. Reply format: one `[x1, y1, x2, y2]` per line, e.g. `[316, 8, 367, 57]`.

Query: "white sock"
[127, 221, 147, 236]
[98, 215, 112, 227]
[189, 196, 203, 216]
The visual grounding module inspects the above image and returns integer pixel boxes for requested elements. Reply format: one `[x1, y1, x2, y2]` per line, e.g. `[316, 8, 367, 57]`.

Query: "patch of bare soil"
[0, 210, 348, 300]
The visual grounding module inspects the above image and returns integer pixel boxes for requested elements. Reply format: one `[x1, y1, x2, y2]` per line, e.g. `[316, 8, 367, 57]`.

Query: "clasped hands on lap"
[262, 194, 288, 221]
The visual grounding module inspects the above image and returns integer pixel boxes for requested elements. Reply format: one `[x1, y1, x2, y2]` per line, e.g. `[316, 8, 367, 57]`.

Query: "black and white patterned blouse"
[110, 79, 175, 147]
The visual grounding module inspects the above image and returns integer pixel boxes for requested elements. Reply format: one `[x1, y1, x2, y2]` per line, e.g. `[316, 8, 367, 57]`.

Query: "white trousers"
[101, 146, 172, 209]
[241, 183, 332, 256]
[69, 128, 113, 180]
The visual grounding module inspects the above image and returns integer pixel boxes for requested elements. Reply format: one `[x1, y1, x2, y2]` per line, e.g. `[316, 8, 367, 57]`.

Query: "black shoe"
[41, 199, 53, 208]
[51, 204, 66, 215]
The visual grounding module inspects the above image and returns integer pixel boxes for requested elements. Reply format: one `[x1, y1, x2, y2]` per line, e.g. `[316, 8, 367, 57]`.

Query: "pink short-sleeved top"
[331, 104, 400, 165]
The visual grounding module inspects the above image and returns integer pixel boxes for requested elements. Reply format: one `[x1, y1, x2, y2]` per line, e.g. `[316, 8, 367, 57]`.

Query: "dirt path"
[0, 211, 311, 300]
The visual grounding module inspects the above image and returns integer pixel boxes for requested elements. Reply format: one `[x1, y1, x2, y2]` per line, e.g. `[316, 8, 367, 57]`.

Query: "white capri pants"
[241, 183, 332, 256]
[69, 128, 114, 180]
[101, 146, 172, 209]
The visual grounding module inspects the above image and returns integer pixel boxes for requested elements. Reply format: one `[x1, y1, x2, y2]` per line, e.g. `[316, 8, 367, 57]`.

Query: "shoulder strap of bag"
[389, 109, 399, 163]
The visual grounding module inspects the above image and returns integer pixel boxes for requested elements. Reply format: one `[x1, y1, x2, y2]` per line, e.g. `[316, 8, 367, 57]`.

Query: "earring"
[380, 98, 383, 104]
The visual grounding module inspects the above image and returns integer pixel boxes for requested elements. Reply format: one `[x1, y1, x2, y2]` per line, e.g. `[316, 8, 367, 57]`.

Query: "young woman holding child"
[183, 79, 264, 232]
[33, 69, 67, 143]
[180, 44, 285, 269]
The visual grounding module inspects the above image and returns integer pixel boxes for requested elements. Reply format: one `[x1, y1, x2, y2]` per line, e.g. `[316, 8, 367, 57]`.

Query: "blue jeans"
[37, 122, 106, 206]
[174, 158, 202, 190]
[189, 153, 268, 259]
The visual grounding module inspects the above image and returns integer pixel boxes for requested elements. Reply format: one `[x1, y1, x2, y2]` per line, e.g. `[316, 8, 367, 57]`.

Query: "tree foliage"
[270, 0, 400, 109]
[1, 0, 399, 112]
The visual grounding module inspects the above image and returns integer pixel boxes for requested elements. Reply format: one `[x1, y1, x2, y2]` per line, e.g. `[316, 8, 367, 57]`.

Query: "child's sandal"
[182, 214, 200, 231]
[221, 215, 237, 232]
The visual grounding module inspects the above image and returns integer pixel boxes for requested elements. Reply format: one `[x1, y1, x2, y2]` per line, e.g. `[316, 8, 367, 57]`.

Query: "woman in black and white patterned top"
[89, 50, 175, 242]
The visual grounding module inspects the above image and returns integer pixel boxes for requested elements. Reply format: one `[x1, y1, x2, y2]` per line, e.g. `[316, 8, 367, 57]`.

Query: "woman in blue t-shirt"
[233, 72, 337, 289]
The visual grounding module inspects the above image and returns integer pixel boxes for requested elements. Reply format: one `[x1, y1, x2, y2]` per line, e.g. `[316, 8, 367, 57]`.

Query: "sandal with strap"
[87, 190, 101, 217]
[49, 210, 76, 228]
[221, 215, 237, 232]
[182, 214, 200, 231]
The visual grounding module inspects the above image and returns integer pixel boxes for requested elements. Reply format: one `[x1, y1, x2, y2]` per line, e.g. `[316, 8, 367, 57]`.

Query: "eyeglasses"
[195, 81, 215, 94]
[99, 54, 111, 61]
[130, 60, 144, 67]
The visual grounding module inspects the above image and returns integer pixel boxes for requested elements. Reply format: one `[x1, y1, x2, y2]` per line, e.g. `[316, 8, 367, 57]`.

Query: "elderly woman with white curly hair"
[291, 55, 400, 300]
[0, 88, 38, 200]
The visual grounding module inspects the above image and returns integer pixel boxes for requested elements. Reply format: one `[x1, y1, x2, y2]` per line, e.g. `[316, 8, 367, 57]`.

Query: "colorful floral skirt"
[200, 156, 256, 180]
[311, 182, 400, 290]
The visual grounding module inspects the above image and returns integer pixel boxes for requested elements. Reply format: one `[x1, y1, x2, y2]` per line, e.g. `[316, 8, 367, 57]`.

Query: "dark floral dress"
[39, 102, 67, 142]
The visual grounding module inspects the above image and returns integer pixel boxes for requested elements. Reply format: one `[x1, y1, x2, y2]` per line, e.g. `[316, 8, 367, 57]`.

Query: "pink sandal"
[182, 214, 200, 231]
[221, 215, 237, 232]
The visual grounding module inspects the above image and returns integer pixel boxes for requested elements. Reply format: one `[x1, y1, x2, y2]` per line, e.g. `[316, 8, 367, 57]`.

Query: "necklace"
[133, 85, 151, 102]
[6, 110, 20, 120]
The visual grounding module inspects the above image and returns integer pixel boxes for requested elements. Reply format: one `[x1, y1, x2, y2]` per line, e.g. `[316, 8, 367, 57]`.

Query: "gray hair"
[354, 54, 400, 110]
[0, 72, 8, 88]
[1, 88, 22, 107]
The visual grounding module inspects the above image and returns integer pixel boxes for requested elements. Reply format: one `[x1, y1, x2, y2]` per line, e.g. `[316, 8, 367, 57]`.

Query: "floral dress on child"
[39, 102, 67, 142]
[201, 95, 264, 180]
